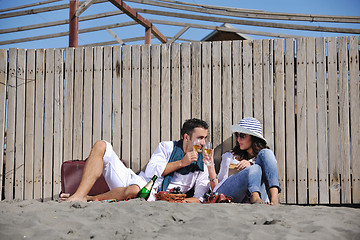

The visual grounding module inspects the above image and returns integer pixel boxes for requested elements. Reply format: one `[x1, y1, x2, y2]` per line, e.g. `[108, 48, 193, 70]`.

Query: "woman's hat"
[231, 117, 267, 144]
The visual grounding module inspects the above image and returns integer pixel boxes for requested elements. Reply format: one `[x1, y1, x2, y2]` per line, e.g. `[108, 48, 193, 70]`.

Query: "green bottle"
[137, 175, 157, 200]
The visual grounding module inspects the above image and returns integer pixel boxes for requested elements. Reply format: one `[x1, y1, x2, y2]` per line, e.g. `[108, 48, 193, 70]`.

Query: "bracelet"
[209, 176, 218, 182]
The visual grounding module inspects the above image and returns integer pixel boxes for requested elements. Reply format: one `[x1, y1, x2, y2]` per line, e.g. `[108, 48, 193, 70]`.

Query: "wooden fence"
[0, 37, 359, 204]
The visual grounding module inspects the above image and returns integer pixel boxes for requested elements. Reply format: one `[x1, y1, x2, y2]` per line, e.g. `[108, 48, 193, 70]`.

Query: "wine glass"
[203, 141, 213, 166]
[192, 139, 202, 152]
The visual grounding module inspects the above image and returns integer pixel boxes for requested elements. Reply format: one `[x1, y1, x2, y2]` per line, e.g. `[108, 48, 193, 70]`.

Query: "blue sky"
[0, 0, 359, 49]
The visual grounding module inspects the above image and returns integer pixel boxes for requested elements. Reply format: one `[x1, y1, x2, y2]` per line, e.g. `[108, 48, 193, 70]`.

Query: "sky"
[0, 0, 359, 49]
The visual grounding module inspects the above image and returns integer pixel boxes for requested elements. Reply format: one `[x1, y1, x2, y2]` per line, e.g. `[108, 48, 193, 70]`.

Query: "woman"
[204, 117, 280, 205]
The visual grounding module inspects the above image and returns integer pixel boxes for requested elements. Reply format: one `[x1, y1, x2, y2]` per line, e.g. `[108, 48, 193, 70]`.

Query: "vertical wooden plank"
[338, 37, 351, 204]
[151, 44, 161, 155]
[5, 48, 17, 200]
[53, 49, 64, 196]
[222, 41, 232, 154]
[83, 47, 93, 157]
[171, 43, 181, 141]
[242, 40, 253, 117]
[296, 38, 308, 204]
[232, 41, 242, 137]
[161, 44, 171, 141]
[253, 40, 263, 124]
[131, 45, 141, 172]
[181, 43, 191, 122]
[34, 49, 45, 200]
[0, 49, 7, 200]
[141, 45, 151, 167]
[202, 42, 212, 141]
[263, 40, 274, 150]
[44, 48, 55, 200]
[103, 46, 112, 143]
[73, 47, 83, 160]
[14, 49, 26, 199]
[122, 45, 131, 166]
[64, 48, 74, 161]
[212, 41, 222, 163]
[315, 37, 329, 204]
[191, 42, 202, 119]
[93, 46, 103, 144]
[274, 39, 286, 204]
[327, 37, 340, 204]
[306, 38, 318, 204]
[112, 46, 122, 158]
[285, 38, 296, 204]
[349, 36, 360, 204]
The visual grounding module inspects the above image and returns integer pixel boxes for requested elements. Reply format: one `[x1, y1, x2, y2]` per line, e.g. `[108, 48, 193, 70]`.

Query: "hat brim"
[231, 125, 267, 144]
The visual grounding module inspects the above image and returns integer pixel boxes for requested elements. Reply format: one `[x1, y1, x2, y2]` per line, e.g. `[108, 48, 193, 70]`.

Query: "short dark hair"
[181, 118, 209, 139]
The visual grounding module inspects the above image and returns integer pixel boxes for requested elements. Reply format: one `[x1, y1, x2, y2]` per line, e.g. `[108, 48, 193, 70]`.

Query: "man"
[60, 118, 210, 203]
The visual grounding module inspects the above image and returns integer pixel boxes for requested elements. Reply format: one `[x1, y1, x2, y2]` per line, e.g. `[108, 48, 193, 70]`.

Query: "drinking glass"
[192, 139, 202, 152]
[203, 141, 214, 166]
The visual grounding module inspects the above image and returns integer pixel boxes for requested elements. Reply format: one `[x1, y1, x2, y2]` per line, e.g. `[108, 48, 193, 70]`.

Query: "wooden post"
[145, 27, 151, 44]
[69, 0, 79, 47]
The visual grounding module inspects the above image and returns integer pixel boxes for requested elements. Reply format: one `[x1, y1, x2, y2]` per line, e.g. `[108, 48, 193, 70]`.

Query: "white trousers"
[102, 141, 146, 190]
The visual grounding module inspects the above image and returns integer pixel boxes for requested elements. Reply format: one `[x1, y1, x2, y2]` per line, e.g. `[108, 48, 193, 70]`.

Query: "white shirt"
[138, 141, 210, 202]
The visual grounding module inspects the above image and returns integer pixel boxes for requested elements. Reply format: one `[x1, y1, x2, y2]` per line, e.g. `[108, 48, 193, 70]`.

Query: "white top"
[138, 141, 210, 202]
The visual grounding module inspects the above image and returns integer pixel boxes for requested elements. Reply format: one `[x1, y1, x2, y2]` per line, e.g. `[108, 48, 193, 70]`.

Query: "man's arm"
[161, 151, 198, 176]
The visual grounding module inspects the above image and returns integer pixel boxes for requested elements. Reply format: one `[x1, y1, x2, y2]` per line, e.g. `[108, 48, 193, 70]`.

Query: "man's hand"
[181, 151, 198, 167]
[236, 160, 251, 171]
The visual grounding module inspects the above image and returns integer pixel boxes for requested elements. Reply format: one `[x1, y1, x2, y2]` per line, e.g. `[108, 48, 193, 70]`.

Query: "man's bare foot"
[59, 193, 87, 202]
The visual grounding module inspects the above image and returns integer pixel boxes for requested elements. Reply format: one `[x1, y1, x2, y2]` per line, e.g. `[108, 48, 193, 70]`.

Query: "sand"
[1, 199, 359, 240]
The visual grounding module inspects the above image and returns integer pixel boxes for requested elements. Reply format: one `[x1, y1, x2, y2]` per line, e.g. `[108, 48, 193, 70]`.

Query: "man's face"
[184, 127, 208, 152]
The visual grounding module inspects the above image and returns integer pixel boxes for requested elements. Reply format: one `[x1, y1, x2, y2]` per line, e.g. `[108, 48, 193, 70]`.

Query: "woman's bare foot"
[59, 193, 87, 202]
[250, 192, 264, 204]
[269, 187, 279, 205]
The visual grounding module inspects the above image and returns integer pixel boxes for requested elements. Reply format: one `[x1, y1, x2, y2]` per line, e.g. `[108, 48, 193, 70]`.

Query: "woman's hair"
[232, 135, 269, 160]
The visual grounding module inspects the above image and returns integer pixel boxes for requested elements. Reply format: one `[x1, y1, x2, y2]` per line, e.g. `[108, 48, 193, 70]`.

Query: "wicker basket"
[155, 193, 186, 202]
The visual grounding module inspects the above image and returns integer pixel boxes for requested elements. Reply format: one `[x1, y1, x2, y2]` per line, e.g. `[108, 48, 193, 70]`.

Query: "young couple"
[60, 117, 280, 205]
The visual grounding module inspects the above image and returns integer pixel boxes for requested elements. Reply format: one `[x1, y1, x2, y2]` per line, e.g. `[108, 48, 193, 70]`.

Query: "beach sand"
[1, 199, 359, 240]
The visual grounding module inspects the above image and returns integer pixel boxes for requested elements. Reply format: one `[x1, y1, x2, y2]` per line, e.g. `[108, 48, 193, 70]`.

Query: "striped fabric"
[239, 117, 263, 136]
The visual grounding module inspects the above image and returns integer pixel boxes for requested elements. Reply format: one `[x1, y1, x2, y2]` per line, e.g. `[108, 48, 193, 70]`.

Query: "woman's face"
[236, 132, 252, 151]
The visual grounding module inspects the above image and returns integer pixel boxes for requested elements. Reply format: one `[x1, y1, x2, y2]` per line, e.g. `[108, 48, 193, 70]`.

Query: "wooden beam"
[75, 0, 97, 17]
[106, 29, 124, 45]
[145, 27, 151, 44]
[69, 0, 79, 47]
[0, 0, 62, 13]
[108, 0, 167, 43]
[167, 26, 190, 44]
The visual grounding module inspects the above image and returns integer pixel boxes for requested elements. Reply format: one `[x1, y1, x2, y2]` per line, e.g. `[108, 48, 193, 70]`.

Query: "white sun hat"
[231, 117, 267, 144]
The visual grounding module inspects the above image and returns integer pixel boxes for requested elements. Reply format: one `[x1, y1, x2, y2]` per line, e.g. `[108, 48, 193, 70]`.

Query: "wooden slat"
[349, 36, 360, 204]
[274, 39, 286, 203]
[327, 37, 340, 204]
[171, 43, 181, 141]
[83, 47, 94, 157]
[253, 40, 263, 124]
[151, 44, 161, 154]
[242, 40, 253, 117]
[338, 37, 351, 204]
[222, 41, 232, 154]
[306, 37, 318, 204]
[285, 38, 296, 204]
[296, 38, 308, 204]
[0, 49, 7, 200]
[103, 46, 112, 143]
[232, 40, 242, 141]
[112, 46, 122, 158]
[191, 42, 201, 119]
[122, 45, 132, 166]
[44, 48, 55, 200]
[53, 48, 64, 196]
[161, 44, 171, 141]
[73, 48, 84, 160]
[201, 42, 212, 141]
[263, 39, 274, 150]
[315, 37, 329, 204]
[93, 47, 103, 144]
[140, 44, 151, 167]
[212, 41, 222, 163]
[131, 45, 141, 172]
[181, 43, 191, 122]
[34, 49, 45, 200]
[64, 48, 74, 161]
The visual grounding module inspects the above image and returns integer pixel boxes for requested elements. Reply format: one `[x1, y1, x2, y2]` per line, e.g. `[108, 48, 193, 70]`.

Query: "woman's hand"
[236, 160, 251, 171]
[203, 149, 214, 166]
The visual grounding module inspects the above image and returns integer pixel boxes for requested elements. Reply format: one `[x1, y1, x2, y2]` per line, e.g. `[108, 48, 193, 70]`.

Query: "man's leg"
[87, 185, 140, 201]
[60, 140, 107, 202]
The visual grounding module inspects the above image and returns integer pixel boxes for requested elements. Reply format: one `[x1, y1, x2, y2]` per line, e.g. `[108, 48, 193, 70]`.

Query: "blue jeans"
[217, 149, 281, 203]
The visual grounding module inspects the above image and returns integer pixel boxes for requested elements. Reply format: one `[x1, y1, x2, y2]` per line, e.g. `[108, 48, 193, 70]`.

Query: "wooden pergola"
[0, 0, 359, 47]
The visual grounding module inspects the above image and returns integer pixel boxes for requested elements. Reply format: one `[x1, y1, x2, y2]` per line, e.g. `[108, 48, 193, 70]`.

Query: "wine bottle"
[137, 175, 158, 200]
